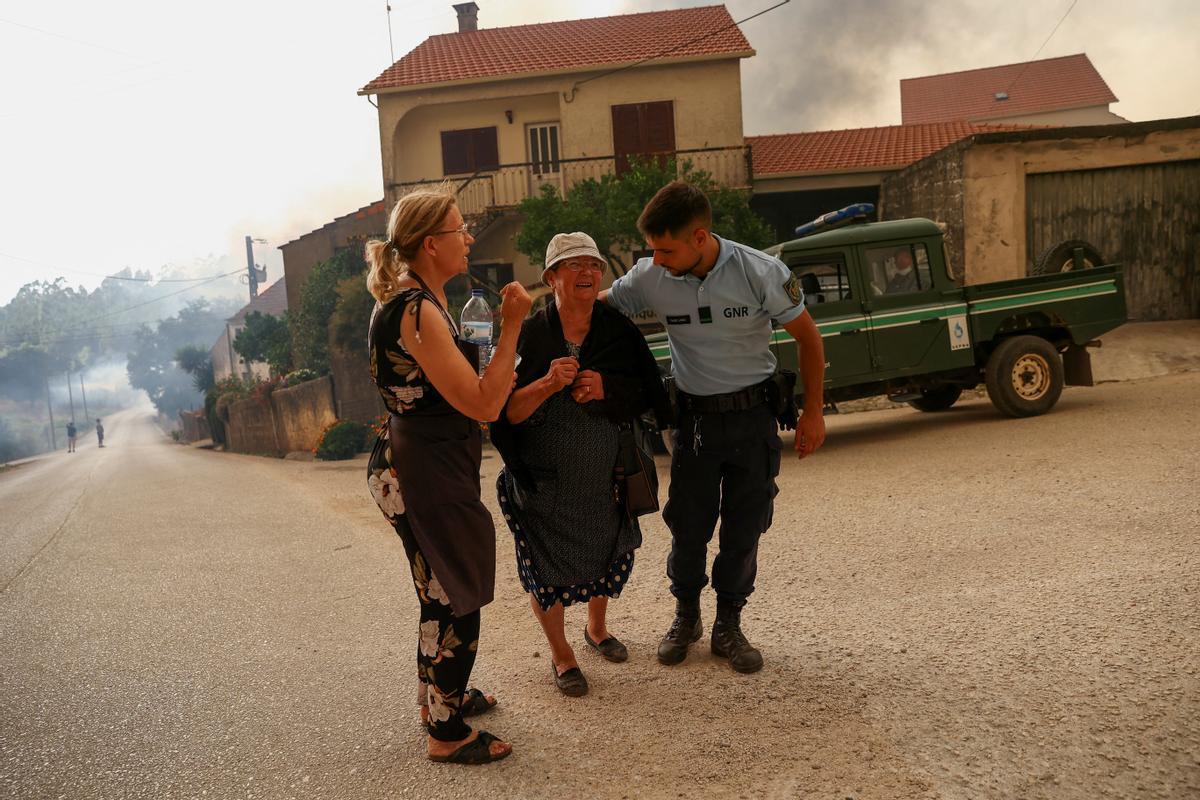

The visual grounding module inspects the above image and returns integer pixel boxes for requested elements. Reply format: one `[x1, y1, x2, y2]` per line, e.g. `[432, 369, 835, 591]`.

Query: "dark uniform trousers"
[662, 403, 782, 609]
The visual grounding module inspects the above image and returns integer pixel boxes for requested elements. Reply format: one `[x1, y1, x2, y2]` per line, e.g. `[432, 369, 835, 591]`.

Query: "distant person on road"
[601, 180, 827, 674]
[95, 419, 105, 448]
[489, 231, 669, 698]
[886, 246, 920, 294]
[363, 188, 530, 765]
[66, 421, 77, 453]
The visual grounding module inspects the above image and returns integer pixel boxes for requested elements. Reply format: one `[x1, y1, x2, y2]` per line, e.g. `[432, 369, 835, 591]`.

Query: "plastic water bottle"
[460, 289, 493, 376]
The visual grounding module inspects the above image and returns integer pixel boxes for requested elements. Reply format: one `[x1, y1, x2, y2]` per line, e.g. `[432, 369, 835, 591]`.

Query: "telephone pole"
[66, 371, 76, 423]
[80, 373, 90, 420]
[245, 236, 268, 301]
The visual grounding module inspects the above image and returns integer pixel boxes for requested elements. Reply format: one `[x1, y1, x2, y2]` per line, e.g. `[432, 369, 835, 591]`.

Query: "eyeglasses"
[431, 223, 470, 238]
[556, 258, 607, 275]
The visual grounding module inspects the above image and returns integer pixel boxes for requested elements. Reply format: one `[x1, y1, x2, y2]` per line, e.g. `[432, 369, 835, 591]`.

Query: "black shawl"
[490, 299, 669, 491]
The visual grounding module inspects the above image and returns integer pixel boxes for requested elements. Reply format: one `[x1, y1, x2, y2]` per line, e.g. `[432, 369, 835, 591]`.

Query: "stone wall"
[225, 396, 279, 455]
[178, 410, 211, 443]
[329, 345, 385, 425]
[223, 377, 339, 456]
[271, 376, 338, 453]
[880, 143, 968, 282]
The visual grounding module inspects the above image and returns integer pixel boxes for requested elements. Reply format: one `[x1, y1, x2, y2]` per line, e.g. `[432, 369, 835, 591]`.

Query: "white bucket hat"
[542, 231, 604, 285]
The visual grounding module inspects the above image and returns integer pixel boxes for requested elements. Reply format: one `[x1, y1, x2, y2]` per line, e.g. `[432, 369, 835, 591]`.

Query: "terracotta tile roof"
[230, 278, 288, 322]
[900, 53, 1118, 124]
[279, 200, 386, 249]
[748, 121, 1029, 176]
[361, 5, 753, 93]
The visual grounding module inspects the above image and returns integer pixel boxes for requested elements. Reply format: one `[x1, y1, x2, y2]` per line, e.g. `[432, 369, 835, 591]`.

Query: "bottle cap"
[471, 289, 485, 297]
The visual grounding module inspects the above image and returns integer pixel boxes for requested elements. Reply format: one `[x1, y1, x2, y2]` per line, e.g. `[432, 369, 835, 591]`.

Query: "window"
[790, 259, 852, 306]
[527, 123, 561, 175]
[863, 243, 932, 296]
[441, 127, 499, 176]
[611, 101, 675, 175]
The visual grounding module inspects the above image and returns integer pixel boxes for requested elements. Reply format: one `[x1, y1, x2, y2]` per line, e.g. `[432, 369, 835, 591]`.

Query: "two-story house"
[358, 3, 755, 290]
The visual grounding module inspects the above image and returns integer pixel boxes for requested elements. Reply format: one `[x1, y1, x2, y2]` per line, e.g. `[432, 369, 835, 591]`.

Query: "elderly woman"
[490, 232, 668, 697]
[364, 189, 530, 764]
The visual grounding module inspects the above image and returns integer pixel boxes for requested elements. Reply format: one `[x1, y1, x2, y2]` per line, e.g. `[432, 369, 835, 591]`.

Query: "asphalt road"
[1, 375, 1197, 800]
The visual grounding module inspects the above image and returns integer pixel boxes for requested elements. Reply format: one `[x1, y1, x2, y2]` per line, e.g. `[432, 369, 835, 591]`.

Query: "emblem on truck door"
[948, 314, 970, 350]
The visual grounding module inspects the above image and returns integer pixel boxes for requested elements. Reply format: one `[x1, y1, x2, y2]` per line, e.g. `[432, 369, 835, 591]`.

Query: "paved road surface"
[1, 377, 1197, 799]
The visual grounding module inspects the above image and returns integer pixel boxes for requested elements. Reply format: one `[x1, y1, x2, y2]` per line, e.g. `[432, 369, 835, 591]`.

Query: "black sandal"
[461, 688, 498, 717]
[420, 688, 497, 730]
[428, 731, 511, 765]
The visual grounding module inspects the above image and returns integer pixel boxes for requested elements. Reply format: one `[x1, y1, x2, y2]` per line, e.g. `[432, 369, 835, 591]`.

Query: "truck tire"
[907, 384, 963, 412]
[984, 336, 1064, 417]
[1032, 239, 1103, 276]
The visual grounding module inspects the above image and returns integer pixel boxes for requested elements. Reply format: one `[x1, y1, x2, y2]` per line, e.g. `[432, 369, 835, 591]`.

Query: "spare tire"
[1032, 239, 1104, 276]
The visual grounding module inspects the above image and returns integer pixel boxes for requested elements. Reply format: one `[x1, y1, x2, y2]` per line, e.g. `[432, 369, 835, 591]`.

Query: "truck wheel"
[984, 336, 1064, 417]
[1032, 239, 1103, 276]
[907, 384, 963, 412]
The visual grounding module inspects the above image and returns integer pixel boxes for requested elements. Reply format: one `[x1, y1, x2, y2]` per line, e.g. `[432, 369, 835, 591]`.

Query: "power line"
[1003, 0, 1080, 96]
[0, 252, 242, 283]
[563, 0, 790, 101]
[0, 17, 147, 60]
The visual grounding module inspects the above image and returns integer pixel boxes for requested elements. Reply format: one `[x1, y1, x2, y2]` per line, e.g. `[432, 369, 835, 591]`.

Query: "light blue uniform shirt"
[607, 235, 807, 396]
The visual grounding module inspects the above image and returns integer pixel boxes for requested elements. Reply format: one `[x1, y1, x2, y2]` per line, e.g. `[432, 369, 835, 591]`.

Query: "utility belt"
[677, 380, 772, 414]
[668, 371, 799, 430]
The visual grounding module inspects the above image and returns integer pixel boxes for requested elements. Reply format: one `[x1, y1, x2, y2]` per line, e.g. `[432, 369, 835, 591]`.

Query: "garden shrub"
[315, 420, 370, 461]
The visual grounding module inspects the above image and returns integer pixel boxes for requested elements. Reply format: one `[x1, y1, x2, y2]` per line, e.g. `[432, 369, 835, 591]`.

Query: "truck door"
[862, 242, 965, 375]
[779, 254, 874, 384]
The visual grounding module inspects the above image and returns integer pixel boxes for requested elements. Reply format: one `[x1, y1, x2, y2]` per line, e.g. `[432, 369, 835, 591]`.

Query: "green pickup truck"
[644, 217, 1127, 418]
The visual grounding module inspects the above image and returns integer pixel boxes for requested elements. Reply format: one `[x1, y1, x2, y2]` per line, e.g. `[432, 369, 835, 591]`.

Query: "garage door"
[1026, 159, 1200, 320]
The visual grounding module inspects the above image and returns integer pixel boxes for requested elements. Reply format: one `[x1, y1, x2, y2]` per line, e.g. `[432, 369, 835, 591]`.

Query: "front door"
[526, 122, 562, 196]
[862, 242, 963, 377]
[777, 254, 875, 386]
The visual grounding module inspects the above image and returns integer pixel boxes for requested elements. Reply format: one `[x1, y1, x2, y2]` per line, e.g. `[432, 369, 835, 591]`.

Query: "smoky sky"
[619, 0, 1199, 134]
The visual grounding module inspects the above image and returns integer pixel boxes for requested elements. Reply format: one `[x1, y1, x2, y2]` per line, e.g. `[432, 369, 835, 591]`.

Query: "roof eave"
[754, 163, 908, 180]
[358, 49, 756, 96]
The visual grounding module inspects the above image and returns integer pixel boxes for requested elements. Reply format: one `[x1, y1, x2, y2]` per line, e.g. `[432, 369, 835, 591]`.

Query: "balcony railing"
[386, 145, 752, 220]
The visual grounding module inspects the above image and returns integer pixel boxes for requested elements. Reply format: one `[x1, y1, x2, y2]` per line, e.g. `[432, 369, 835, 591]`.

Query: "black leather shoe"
[657, 599, 702, 665]
[711, 607, 763, 674]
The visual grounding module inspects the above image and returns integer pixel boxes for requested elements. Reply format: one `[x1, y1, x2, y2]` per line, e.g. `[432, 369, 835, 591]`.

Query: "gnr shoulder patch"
[783, 274, 803, 306]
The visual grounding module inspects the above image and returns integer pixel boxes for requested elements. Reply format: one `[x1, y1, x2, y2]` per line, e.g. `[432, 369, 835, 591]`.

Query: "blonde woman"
[364, 189, 530, 765]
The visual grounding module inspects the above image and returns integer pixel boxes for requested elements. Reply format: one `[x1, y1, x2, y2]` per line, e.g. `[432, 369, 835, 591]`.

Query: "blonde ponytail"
[365, 188, 457, 302]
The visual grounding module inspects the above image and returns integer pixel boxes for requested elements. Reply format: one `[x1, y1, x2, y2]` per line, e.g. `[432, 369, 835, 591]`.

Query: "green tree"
[126, 300, 226, 418]
[329, 276, 375, 353]
[175, 345, 215, 393]
[291, 248, 368, 373]
[232, 311, 292, 376]
[514, 157, 773, 276]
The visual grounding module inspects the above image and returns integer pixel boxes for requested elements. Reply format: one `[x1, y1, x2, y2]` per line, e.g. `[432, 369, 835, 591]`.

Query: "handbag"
[614, 421, 659, 517]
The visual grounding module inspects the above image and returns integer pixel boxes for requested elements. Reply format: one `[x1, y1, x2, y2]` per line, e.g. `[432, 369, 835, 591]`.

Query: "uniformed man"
[602, 181, 826, 673]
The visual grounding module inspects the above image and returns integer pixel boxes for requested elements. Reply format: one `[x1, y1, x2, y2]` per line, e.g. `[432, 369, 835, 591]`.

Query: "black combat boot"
[710, 602, 763, 674]
[657, 597, 702, 665]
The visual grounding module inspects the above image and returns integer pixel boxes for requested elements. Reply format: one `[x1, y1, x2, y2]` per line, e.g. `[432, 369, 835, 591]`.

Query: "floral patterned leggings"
[393, 514, 480, 743]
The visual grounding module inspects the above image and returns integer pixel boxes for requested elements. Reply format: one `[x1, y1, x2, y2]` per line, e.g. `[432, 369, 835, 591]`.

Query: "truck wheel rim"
[1011, 354, 1051, 400]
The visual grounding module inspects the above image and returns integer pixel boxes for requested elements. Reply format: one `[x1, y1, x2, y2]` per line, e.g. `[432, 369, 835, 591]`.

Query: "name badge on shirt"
[666, 314, 691, 325]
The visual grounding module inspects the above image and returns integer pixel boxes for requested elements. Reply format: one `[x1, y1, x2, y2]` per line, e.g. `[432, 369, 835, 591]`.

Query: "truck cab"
[770, 218, 977, 400]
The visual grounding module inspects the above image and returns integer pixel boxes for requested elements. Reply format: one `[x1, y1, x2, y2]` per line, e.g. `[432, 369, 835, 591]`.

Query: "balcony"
[385, 145, 752, 221]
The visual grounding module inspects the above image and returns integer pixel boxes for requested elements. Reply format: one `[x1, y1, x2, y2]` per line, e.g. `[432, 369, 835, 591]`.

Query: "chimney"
[453, 2, 479, 33]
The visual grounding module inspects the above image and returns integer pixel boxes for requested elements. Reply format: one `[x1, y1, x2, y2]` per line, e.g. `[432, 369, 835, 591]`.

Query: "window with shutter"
[440, 127, 500, 176]
[611, 101, 675, 175]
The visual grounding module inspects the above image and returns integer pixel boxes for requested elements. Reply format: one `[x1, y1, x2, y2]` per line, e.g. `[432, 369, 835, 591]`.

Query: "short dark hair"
[637, 180, 712, 238]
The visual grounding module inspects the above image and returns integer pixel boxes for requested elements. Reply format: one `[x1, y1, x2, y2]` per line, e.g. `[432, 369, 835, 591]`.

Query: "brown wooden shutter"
[611, 101, 675, 175]
[441, 130, 471, 175]
[441, 127, 499, 175]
